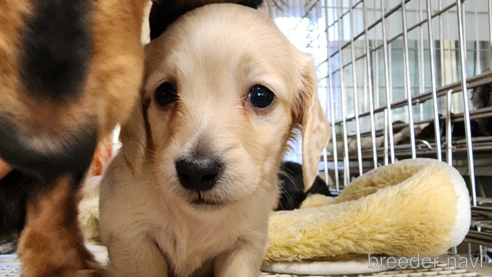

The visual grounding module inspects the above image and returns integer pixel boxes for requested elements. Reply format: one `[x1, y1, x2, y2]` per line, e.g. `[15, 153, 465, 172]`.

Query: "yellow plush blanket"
[264, 158, 470, 263]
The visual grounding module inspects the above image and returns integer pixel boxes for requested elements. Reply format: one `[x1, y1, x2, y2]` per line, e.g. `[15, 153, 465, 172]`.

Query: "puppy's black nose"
[175, 157, 223, 191]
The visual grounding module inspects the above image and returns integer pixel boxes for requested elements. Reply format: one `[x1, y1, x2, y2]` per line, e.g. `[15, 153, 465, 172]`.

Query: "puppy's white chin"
[190, 199, 226, 210]
[191, 197, 222, 205]
[188, 193, 236, 209]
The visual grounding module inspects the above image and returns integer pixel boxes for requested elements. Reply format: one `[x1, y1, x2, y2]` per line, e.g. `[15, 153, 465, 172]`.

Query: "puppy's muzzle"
[175, 156, 223, 191]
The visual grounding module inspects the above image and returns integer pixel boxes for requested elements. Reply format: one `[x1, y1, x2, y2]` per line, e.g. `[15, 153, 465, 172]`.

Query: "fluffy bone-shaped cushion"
[265, 158, 470, 263]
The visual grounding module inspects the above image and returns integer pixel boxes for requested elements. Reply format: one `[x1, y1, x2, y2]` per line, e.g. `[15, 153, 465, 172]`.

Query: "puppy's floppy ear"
[294, 55, 330, 192]
[119, 98, 148, 175]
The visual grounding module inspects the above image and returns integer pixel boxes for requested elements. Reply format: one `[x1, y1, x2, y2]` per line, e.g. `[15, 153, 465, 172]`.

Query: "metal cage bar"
[425, 0, 442, 162]
[400, 0, 417, 159]
[381, 0, 396, 163]
[349, 0, 364, 176]
[325, 0, 341, 191]
[363, 0, 378, 169]
[337, 0, 351, 186]
[455, 0, 477, 207]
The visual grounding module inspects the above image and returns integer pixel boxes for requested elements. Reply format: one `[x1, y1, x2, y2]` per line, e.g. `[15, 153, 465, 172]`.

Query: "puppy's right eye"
[248, 85, 274, 109]
[154, 82, 178, 107]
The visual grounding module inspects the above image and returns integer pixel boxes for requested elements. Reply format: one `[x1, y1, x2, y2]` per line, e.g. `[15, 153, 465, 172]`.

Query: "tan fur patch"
[0, 0, 30, 124]
[18, 176, 107, 276]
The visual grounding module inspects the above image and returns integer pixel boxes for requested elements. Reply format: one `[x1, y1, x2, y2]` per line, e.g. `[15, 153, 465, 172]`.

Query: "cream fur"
[99, 4, 329, 277]
[265, 158, 470, 263]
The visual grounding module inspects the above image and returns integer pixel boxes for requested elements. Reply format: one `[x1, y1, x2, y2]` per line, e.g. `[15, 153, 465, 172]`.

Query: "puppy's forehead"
[144, 4, 299, 95]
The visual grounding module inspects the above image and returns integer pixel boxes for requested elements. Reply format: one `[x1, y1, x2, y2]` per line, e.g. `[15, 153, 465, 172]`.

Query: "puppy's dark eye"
[154, 82, 178, 107]
[248, 85, 274, 108]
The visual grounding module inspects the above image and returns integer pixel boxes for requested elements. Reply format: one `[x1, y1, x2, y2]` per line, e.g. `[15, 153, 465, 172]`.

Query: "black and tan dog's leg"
[18, 175, 107, 277]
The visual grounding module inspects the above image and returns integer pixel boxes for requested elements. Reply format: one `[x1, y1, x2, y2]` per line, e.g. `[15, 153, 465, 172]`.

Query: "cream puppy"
[99, 4, 330, 277]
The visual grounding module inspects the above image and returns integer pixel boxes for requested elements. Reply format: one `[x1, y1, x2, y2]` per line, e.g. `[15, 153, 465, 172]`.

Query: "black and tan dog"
[0, 0, 264, 276]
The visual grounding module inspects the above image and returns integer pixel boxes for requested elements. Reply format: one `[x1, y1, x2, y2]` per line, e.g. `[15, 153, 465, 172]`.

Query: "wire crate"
[268, 0, 492, 259]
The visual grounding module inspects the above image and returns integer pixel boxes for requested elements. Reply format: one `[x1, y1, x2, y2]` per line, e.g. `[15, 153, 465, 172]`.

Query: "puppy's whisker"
[278, 184, 293, 206]
[278, 170, 295, 185]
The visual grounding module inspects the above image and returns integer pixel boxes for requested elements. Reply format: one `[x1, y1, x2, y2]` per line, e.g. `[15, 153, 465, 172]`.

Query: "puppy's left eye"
[155, 82, 178, 107]
[248, 85, 274, 109]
